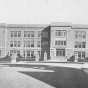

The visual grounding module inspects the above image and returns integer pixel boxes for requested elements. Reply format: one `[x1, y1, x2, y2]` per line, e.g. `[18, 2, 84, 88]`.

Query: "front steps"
[48, 56, 67, 62]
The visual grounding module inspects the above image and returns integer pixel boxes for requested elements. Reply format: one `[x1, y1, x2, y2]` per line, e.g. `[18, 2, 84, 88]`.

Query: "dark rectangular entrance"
[56, 49, 65, 56]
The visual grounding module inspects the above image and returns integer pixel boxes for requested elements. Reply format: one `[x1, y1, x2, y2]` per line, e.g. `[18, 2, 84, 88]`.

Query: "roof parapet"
[50, 22, 72, 27]
[72, 24, 88, 29]
[0, 23, 6, 28]
[7, 24, 49, 28]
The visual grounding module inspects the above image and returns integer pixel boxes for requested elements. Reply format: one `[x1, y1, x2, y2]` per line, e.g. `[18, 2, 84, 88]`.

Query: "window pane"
[37, 41, 41, 47]
[55, 41, 57, 45]
[78, 52, 81, 58]
[31, 51, 34, 57]
[24, 31, 27, 37]
[28, 31, 30, 37]
[18, 41, 20, 47]
[0, 50, 1, 56]
[58, 41, 60, 45]
[61, 41, 63, 45]
[18, 31, 21, 37]
[14, 41, 17, 47]
[82, 31, 86, 38]
[31, 41, 34, 47]
[11, 31, 13, 37]
[10, 41, 13, 47]
[27, 51, 30, 57]
[82, 52, 85, 58]
[31, 31, 34, 37]
[58, 31, 61, 36]
[24, 41, 25, 47]
[64, 41, 66, 45]
[78, 42, 81, 48]
[28, 41, 30, 47]
[64, 31, 66, 36]
[55, 31, 57, 36]
[14, 31, 17, 37]
[37, 31, 41, 37]
[17, 50, 20, 56]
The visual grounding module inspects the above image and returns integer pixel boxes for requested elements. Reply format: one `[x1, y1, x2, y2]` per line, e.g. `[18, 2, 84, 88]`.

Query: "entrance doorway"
[56, 49, 65, 56]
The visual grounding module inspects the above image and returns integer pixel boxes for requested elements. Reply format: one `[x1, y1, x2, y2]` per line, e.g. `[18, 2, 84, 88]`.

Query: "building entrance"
[56, 49, 65, 56]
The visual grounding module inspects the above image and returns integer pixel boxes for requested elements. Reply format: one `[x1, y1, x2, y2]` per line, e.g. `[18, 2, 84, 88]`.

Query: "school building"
[0, 22, 88, 61]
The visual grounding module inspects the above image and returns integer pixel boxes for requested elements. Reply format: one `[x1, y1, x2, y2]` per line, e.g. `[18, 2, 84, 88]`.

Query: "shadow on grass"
[17, 66, 88, 88]
[2, 64, 88, 88]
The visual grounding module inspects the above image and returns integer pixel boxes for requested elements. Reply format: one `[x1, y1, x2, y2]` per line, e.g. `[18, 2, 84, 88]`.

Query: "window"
[17, 51, 20, 56]
[82, 52, 85, 58]
[31, 41, 34, 47]
[75, 41, 86, 48]
[18, 41, 20, 47]
[31, 51, 34, 57]
[77, 51, 85, 58]
[55, 30, 67, 37]
[24, 41, 25, 47]
[37, 41, 41, 47]
[24, 31, 27, 37]
[64, 41, 66, 45]
[18, 31, 21, 37]
[11, 31, 13, 37]
[55, 40, 66, 46]
[23, 51, 25, 57]
[10, 41, 13, 47]
[28, 31, 30, 37]
[75, 31, 86, 38]
[82, 42, 85, 48]
[37, 31, 41, 37]
[31, 31, 34, 37]
[27, 51, 30, 57]
[14, 31, 17, 37]
[24, 31, 34, 37]
[28, 41, 30, 47]
[14, 41, 17, 47]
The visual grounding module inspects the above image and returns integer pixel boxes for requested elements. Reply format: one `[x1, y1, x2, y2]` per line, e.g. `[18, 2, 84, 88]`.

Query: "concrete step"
[48, 57, 67, 62]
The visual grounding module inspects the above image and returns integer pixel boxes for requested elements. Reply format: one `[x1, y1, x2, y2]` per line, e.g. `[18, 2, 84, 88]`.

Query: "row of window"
[10, 50, 41, 57]
[55, 40, 66, 46]
[11, 31, 41, 37]
[10, 41, 21, 47]
[55, 40, 86, 48]
[75, 31, 86, 38]
[10, 30, 86, 39]
[55, 30, 86, 38]
[10, 41, 41, 47]
[55, 30, 67, 37]
[75, 42, 86, 48]
[11, 31, 21, 37]
[75, 51, 85, 58]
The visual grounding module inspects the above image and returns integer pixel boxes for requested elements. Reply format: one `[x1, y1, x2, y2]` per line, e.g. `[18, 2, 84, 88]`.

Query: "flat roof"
[72, 24, 88, 29]
[50, 22, 72, 27]
[7, 24, 49, 28]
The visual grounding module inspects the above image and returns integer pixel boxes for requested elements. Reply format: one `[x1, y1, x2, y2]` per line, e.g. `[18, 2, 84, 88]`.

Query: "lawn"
[2, 64, 88, 88]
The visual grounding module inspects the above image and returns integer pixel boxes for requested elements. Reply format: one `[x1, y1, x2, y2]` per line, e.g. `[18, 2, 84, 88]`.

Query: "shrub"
[17, 55, 23, 58]
[85, 57, 88, 59]
[16, 56, 35, 61]
[0, 55, 11, 61]
[69, 55, 75, 61]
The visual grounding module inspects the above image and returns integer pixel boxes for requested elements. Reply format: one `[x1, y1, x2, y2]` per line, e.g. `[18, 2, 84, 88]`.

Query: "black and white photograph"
[0, 0, 88, 88]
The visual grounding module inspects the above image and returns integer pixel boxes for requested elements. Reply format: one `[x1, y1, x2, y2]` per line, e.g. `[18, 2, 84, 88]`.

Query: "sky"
[0, 0, 88, 24]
